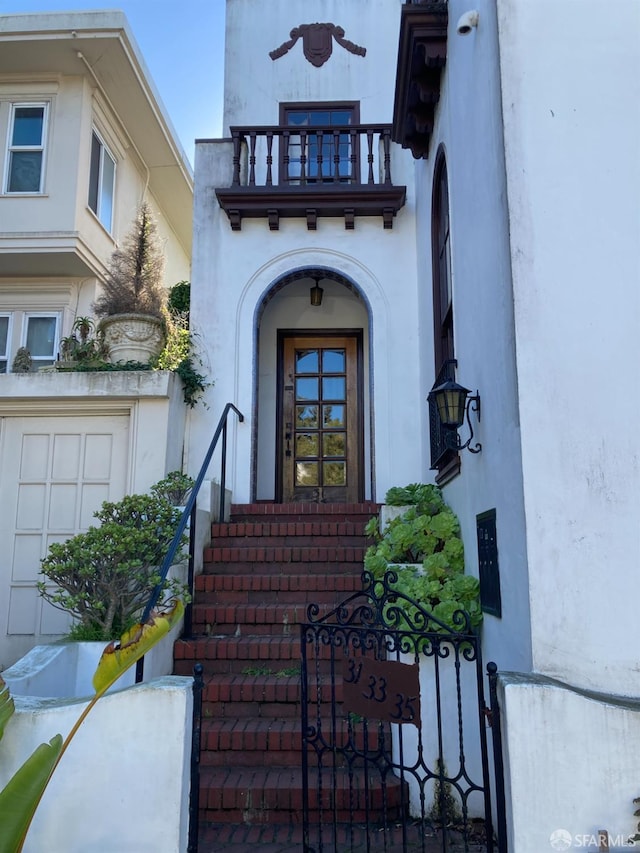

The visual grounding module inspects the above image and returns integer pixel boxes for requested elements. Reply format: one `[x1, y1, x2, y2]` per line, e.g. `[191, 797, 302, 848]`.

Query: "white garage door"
[0, 415, 129, 670]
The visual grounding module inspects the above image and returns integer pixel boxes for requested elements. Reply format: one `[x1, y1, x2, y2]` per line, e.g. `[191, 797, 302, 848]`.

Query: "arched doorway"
[254, 268, 371, 503]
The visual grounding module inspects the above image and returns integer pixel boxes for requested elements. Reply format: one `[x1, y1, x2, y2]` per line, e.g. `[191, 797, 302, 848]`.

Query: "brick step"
[191, 602, 339, 636]
[199, 766, 407, 824]
[209, 533, 368, 549]
[230, 502, 379, 523]
[198, 820, 444, 851]
[203, 545, 366, 566]
[195, 573, 362, 605]
[175, 635, 301, 676]
[201, 678, 303, 721]
[201, 564, 363, 582]
[200, 674, 343, 716]
[175, 635, 339, 678]
[201, 718, 384, 767]
[196, 573, 362, 592]
[211, 519, 371, 540]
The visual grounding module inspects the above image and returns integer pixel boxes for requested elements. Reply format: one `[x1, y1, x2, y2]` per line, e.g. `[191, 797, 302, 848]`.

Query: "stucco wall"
[0, 677, 193, 853]
[223, 0, 403, 130]
[190, 0, 424, 504]
[190, 139, 421, 503]
[409, 0, 532, 677]
[500, 673, 640, 851]
[497, 0, 640, 693]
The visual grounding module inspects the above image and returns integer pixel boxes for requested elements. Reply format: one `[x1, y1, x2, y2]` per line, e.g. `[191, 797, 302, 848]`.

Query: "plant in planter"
[58, 317, 108, 367]
[93, 202, 167, 364]
[364, 484, 482, 633]
[37, 490, 189, 641]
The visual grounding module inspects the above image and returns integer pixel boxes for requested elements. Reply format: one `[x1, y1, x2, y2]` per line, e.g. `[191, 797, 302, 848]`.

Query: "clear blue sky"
[0, 0, 226, 167]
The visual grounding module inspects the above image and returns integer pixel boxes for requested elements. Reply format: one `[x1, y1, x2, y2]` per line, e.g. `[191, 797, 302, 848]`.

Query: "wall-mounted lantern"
[428, 378, 481, 454]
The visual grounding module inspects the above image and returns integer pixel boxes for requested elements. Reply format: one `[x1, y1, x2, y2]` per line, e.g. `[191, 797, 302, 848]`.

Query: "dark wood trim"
[278, 103, 362, 192]
[434, 453, 461, 486]
[392, 3, 448, 159]
[430, 149, 460, 480]
[216, 184, 406, 231]
[431, 148, 453, 373]
[218, 122, 404, 229]
[279, 101, 361, 125]
[276, 329, 364, 503]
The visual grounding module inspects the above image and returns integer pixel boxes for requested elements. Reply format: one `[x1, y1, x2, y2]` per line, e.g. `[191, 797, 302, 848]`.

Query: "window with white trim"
[23, 314, 58, 368]
[0, 315, 11, 373]
[0, 312, 60, 371]
[88, 130, 116, 231]
[5, 103, 48, 193]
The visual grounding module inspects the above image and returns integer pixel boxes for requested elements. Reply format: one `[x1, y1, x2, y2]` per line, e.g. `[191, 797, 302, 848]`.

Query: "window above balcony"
[215, 102, 406, 231]
[392, 1, 448, 159]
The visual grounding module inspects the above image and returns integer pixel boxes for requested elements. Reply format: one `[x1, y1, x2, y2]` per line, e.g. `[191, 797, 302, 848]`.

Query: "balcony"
[215, 125, 406, 231]
[392, 1, 448, 159]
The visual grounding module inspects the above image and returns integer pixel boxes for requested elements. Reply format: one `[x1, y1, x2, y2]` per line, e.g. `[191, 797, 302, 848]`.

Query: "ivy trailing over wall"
[153, 281, 209, 407]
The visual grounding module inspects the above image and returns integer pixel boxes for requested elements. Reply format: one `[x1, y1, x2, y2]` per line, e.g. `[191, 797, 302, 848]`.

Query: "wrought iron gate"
[300, 571, 507, 852]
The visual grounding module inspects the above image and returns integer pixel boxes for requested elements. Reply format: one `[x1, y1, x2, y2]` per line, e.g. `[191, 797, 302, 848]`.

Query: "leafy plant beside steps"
[38, 476, 191, 641]
[364, 483, 482, 632]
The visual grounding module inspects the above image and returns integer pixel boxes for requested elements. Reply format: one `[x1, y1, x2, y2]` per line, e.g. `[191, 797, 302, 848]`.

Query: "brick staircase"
[173, 501, 390, 847]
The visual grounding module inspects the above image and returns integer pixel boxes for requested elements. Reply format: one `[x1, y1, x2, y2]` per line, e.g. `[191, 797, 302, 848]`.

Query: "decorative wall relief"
[269, 23, 366, 67]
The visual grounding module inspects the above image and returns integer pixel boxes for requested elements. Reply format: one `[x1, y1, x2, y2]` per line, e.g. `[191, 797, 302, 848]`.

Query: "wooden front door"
[279, 333, 362, 503]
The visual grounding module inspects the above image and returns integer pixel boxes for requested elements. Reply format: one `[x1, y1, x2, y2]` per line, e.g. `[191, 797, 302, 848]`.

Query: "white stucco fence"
[0, 675, 193, 853]
[500, 673, 640, 852]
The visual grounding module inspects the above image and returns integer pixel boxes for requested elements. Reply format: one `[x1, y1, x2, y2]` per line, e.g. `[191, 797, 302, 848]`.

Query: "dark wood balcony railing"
[215, 124, 406, 231]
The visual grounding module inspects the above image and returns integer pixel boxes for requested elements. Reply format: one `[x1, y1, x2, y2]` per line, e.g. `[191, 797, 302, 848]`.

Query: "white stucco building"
[190, 0, 640, 847]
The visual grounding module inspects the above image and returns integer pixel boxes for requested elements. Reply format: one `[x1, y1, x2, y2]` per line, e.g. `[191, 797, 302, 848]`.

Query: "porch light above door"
[428, 378, 481, 454]
[310, 276, 324, 306]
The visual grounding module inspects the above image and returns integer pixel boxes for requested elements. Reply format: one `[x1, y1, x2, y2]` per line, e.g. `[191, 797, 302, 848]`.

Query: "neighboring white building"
[0, 12, 193, 668]
[191, 0, 640, 847]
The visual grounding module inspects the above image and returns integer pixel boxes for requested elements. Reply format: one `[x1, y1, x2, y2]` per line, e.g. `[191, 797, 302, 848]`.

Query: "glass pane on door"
[292, 347, 348, 488]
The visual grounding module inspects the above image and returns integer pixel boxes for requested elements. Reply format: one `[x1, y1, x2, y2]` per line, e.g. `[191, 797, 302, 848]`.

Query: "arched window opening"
[429, 150, 460, 482]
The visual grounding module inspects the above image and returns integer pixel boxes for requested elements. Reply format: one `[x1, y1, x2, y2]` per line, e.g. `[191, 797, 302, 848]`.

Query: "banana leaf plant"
[0, 600, 183, 853]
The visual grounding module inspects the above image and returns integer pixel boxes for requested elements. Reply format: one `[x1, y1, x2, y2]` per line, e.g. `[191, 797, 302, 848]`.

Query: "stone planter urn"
[100, 313, 165, 364]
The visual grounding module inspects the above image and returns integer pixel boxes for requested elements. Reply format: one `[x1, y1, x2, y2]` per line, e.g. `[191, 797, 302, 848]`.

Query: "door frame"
[275, 328, 364, 503]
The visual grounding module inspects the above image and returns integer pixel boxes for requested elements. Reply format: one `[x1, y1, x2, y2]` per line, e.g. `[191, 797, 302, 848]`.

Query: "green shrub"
[167, 280, 190, 316]
[383, 483, 446, 515]
[365, 485, 481, 633]
[153, 313, 208, 408]
[150, 470, 195, 506]
[38, 492, 188, 641]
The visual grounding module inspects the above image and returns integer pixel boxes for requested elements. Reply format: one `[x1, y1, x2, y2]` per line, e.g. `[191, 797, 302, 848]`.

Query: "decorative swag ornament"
[269, 23, 366, 67]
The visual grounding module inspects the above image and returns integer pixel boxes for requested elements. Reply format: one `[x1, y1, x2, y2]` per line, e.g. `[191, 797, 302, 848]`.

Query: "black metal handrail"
[137, 402, 244, 654]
